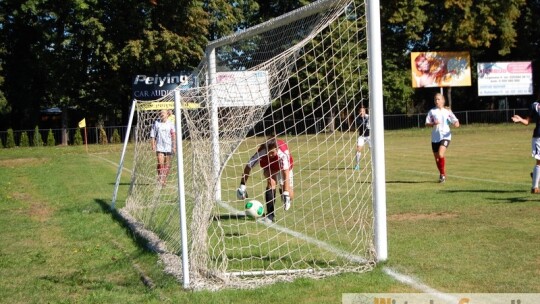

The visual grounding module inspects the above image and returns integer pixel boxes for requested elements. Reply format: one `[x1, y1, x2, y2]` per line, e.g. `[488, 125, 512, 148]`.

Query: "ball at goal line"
[245, 200, 264, 218]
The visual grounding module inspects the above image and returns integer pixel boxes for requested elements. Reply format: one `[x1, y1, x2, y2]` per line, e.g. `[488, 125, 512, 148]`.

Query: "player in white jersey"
[511, 97, 540, 194]
[151, 110, 176, 185]
[425, 93, 460, 183]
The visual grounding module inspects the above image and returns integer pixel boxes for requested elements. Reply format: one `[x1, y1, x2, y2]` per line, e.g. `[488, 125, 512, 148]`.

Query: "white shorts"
[357, 136, 370, 148]
[276, 169, 294, 187]
[531, 137, 540, 160]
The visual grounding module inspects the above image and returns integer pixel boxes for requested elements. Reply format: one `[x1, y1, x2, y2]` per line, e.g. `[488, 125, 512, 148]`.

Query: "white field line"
[217, 200, 453, 299]
[92, 153, 133, 174]
[216, 200, 367, 263]
[382, 268, 460, 303]
[404, 169, 530, 186]
[95, 153, 453, 297]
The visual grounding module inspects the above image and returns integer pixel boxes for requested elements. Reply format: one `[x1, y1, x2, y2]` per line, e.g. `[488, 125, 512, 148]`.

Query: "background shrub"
[6, 128, 16, 148]
[111, 129, 121, 144]
[33, 126, 43, 147]
[74, 128, 83, 145]
[46, 129, 55, 146]
[19, 132, 29, 147]
[99, 128, 108, 145]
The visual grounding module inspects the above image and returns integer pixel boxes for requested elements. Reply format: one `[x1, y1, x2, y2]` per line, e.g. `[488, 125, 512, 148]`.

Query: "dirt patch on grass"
[11, 192, 53, 222]
[0, 158, 50, 168]
[388, 212, 458, 221]
[28, 202, 53, 222]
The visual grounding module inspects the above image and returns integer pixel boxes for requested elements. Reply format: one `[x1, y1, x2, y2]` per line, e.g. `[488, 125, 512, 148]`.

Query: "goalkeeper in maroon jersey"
[425, 93, 460, 183]
[236, 137, 294, 223]
[511, 95, 540, 194]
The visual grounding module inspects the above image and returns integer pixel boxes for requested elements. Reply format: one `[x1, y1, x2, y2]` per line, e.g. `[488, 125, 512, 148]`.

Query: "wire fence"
[0, 108, 528, 147]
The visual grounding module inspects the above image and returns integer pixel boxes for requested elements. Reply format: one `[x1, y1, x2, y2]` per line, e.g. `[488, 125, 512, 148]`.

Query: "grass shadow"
[489, 196, 539, 204]
[443, 189, 526, 194]
[386, 180, 434, 184]
[94, 198, 158, 253]
[212, 213, 248, 221]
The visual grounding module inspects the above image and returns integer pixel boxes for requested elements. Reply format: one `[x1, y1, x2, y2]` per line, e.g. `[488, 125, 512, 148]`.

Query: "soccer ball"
[245, 200, 264, 218]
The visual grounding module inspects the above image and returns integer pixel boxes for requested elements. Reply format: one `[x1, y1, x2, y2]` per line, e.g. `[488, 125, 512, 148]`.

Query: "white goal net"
[114, 0, 383, 290]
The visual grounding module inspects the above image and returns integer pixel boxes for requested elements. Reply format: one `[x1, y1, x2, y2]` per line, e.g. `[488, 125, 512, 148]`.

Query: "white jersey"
[425, 107, 459, 143]
[150, 120, 175, 153]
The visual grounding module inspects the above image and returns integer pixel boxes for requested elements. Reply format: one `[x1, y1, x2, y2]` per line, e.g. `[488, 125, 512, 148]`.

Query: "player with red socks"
[151, 110, 176, 186]
[425, 93, 460, 183]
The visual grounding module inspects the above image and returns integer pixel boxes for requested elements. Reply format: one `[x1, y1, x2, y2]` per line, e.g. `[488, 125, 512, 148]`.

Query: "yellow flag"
[78, 118, 86, 128]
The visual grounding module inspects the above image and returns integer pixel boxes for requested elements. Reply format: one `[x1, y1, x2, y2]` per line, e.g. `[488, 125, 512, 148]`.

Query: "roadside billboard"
[477, 61, 533, 96]
[411, 51, 471, 88]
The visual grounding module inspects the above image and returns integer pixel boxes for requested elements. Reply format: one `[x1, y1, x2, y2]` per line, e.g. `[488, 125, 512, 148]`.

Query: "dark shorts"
[157, 151, 173, 156]
[431, 140, 450, 153]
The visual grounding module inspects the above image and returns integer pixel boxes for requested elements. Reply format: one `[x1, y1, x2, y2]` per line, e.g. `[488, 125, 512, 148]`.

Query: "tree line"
[0, 0, 538, 131]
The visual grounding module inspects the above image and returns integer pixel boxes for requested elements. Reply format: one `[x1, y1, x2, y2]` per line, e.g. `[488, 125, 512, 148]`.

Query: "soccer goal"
[112, 0, 386, 290]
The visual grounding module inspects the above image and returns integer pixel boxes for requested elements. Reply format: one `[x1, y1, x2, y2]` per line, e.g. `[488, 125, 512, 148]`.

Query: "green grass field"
[1, 123, 539, 303]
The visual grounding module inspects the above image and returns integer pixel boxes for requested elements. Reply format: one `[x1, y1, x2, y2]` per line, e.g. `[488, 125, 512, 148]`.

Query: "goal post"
[112, 0, 387, 290]
[366, 0, 388, 262]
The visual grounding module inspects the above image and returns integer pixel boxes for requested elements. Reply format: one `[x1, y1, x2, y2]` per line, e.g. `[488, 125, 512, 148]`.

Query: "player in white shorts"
[354, 106, 370, 170]
[512, 98, 540, 193]
[425, 93, 460, 183]
[150, 110, 176, 185]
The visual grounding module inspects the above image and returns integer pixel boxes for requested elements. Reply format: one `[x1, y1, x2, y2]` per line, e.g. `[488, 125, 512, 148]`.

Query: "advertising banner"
[343, 293, 540, 304]
[214, 71, 270, 107]
[477, 61, 533, 96]
[132, 72, 197, 100]
[411, 51, 471, 88]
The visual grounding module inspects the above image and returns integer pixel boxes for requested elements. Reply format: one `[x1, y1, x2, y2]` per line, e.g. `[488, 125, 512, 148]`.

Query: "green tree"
[6, 128, 15, 148]
[0, 66, 9, 117]
[203, 0, 259, 40]
[1, 0, 538, 125]
[99, 128, 108, 145]
[0, 0, 210, 130]
[111, 129, 121, 144]
[256, 0, 312, 22]
[19, 131, 29, 147]
[292, 8, 369, 130]
[46, 129, 55, 146]
[512, 0, 540, 88]
[380, 0, 528, 112]
[33, 126, 43, 147]
[74, 128, 83, 145]
[0, 3, 7, 117]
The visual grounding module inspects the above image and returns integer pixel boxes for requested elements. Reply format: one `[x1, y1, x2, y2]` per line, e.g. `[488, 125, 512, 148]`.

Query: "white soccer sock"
[533, 165, 540, 188]
[355, 152, 361, 165]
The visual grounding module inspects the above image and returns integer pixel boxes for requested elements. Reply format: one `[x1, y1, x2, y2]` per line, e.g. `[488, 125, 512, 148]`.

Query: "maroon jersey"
[248, 139, 293, 174]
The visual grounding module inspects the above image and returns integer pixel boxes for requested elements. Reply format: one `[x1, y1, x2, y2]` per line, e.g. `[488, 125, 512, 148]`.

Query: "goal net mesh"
[120, 0, 375, 290]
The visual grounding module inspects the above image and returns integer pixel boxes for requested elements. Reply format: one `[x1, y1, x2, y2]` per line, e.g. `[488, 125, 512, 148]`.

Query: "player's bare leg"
[532, 159, 540, 193]
[354, 138, 365, 171]
[355, 146, 362, 170]
[156, 152, 166, 185]
[161, 154, 171, 186]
